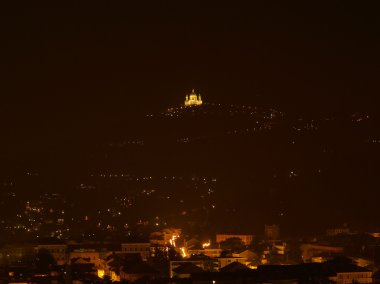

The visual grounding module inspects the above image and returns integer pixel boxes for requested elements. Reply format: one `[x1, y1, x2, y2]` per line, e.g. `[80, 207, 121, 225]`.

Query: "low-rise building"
[300, 243, 344, 262]
[327, 226, 350, 236]
[121, 242, 150, 260]
[172, 262, 205, 278]
[170, 260, 204, 278]
[188, 248, 222, 258]
[326, 260, 372, 284]
[232, 249, 258, 266]
[69, 248, 103, 269]
[217, 257, 247, 270]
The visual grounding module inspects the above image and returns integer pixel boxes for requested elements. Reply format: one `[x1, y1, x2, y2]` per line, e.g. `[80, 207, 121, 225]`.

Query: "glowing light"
[97, 269, 105, 278]
[169, 234, 179, 247]
[202, 241, 211, 249]
[180, 247, 187, 258]
[185, 89, 203, 107]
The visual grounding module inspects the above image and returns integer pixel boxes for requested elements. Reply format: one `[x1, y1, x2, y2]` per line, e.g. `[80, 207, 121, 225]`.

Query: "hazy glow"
[202, 240, 211, 248]
[169, 233, 179, 247]
[185, 89, 203, 106]
[180, 247, 187, 258]
[97, 269, 105, 279]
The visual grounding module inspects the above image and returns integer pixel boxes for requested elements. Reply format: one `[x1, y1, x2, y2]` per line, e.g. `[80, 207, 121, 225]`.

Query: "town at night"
[0, 2, 380, 284]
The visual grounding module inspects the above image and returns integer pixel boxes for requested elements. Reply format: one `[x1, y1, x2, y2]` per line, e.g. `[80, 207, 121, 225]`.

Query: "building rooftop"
[172, 262, 205, 274]
[220, 262, 251, 273]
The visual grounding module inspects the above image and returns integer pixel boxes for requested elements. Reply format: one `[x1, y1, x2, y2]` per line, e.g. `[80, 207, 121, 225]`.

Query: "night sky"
[0, 2, 379, 166]
[0, 2, 380, 237]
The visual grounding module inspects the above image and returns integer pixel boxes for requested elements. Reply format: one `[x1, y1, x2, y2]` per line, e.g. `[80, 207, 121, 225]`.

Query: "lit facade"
[217, 257, 247, 269]
[185, 89, 202, 106]
[329, 271, 373, 284]
[326, 227, 350, 236]
[121, 242, 151, 260]
[188, 248, 222, 258]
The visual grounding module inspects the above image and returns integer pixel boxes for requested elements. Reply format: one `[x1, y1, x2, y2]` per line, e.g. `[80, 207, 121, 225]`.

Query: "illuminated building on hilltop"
[185, 89, 202, 106]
